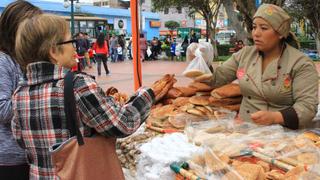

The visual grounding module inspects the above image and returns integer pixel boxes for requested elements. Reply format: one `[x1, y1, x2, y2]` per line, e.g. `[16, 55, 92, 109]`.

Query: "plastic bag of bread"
[186, 42, 213, 63]
[183, 43, 213, 80]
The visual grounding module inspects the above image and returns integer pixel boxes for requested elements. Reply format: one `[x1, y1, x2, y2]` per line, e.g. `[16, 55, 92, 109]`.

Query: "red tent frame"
[130, 0, 142, 90]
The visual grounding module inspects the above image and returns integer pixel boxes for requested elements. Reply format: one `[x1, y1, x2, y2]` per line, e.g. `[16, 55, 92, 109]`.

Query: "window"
[164, 8, 169, 14]
[177, 7, 182, 14]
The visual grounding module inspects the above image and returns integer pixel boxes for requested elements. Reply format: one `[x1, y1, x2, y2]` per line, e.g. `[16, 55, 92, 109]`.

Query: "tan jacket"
[210, 44, 318, 129]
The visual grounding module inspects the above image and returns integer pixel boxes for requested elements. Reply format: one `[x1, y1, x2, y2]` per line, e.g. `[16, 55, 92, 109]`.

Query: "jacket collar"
[21, 61, 69, 86]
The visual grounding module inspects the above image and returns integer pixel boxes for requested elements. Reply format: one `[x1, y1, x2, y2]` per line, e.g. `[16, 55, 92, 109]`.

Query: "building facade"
[0, 0, 160, 40]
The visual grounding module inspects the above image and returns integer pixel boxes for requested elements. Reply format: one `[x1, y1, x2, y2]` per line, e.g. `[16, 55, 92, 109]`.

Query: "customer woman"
[93, 33, 109, 76]
[12, 14, 161, 179]
[0, 1, 42, 179]
[208, 4, 318, 129]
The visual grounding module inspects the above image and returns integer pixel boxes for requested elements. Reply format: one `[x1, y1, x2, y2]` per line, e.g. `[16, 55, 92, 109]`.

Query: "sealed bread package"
[211, 83, 241, 99]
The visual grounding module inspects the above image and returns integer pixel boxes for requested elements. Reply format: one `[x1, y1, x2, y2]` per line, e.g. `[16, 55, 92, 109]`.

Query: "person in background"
[181, 35, 189, 61]
[190, 32, 199, 43]
[139, 33, 147, 62]
[117, 44, 123, 62]
[13, 14, 163, 179]
[118, 35, 125, 61]
[93, 33, 109, 76]
[83, 32, 92, 68]
[170, 40, 176, 61]
[75, 32, 88, 71]
[109, 34, 118, 62]
[0, 1, 42, 179]
[127, 38, 133, 60]
[88, 43, 96, 64]
[206, 4, 318, 129]
[151, 37, 158, 60]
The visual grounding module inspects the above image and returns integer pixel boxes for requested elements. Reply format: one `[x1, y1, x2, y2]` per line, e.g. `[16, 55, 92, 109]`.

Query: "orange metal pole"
[130, 0, 142, 90]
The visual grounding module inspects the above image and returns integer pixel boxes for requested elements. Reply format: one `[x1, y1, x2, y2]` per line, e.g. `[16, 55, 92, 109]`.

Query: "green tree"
[286, 0, 320, 54]
[152, 0, 221, 58]
[164, 20, 180, 30]
[226, 0, 285, 43]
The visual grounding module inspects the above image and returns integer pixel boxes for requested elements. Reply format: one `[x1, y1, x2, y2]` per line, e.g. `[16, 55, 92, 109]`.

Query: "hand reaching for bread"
[150, 74, 176, 102]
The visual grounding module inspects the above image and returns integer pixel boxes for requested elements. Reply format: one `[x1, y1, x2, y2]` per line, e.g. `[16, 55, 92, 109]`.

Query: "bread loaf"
[189, 82, 213, 92]
[211, 83, 241, 99]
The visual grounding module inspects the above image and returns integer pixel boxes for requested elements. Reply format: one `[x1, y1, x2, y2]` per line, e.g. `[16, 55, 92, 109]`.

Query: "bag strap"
[64, 71, 84, 145]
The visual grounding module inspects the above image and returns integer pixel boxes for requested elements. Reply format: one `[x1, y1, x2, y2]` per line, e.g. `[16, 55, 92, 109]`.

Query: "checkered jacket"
[12, 61, 155, 179]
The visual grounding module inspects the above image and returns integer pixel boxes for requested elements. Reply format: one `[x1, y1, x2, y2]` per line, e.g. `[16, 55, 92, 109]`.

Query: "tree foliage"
[234, 0, 285, 38]
[152, 0, 221, 58]
[285, 0, 320, 53]
[165, 20, 180, 30]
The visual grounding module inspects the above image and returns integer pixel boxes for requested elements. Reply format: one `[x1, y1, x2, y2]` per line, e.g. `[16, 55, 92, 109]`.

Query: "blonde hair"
[15, 14, 69, 72]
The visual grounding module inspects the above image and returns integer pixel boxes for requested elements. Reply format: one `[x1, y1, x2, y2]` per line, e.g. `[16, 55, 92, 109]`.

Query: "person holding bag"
[93, 33, 109, 76]
[12, 14, 164, 179]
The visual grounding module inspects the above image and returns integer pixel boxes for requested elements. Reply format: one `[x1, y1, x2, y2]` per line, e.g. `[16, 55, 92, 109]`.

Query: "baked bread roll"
[211, 83, 241, 99]
[183, 70, 204, 78]
[172, 97, 190, 107]
[209, 96, 242, 106]
[194, 73, 212, 82]
[162, 98, 174, 105]
[187, 108, 206, 116]
[222, 104, 241, 112]
[151, 104, 175, 120]
[189, 96, 210, 106]
[151, 74, 176, 102]
[165, 87, 183, 99]
[175, 86, 197, 97]
[189, 82, 213, 92]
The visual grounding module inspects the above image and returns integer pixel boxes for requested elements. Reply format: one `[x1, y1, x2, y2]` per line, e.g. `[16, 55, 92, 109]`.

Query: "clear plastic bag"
[182, 55, 212, 78]
[186, 42, 214, 63]
[183, 42, 213, 79]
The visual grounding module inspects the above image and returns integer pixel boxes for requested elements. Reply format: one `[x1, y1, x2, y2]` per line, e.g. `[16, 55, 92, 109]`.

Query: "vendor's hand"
[251, 111, 283, 125]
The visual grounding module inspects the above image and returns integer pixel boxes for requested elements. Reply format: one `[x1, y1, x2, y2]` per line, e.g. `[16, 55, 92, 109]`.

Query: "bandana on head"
[253, 4, 291, 38]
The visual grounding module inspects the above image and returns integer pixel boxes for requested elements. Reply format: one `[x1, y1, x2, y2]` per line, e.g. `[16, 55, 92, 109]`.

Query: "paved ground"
[84, 59, 320, 96]
[84, 60, 194, 95]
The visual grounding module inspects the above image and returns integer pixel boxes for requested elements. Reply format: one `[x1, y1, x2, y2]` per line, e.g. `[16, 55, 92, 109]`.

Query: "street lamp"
[64, 0, 81, 36]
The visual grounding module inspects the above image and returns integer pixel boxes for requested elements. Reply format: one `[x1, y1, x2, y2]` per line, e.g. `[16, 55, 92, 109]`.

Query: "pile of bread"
[147, 74, 242, 130]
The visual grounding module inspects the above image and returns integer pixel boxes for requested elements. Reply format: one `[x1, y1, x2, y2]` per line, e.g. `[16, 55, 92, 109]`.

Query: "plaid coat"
[12, 62, 154, 179]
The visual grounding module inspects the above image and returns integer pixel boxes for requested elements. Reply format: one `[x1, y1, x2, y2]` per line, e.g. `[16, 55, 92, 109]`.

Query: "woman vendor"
[209, 4, 318, 129]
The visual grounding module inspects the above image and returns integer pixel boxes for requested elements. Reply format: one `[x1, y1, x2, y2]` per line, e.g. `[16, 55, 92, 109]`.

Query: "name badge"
[282, 74, 292, 92]
[237, 68, 245, 80]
